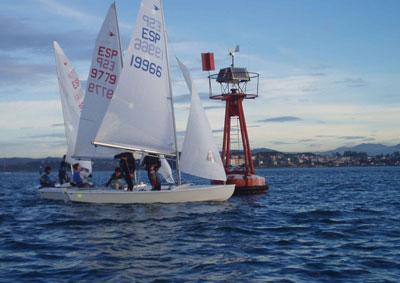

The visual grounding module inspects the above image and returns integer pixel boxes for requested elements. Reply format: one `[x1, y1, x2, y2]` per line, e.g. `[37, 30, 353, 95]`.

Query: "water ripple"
[0, 168, 400, 282]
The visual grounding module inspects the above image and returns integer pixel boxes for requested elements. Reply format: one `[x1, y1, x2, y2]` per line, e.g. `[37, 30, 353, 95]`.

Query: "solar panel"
[216, 67, 250, 84]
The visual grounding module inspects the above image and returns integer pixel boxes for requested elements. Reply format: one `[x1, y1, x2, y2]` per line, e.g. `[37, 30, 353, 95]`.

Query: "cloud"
[204, 105, 225, 110]
[0, 58, 54, 84]
[338, 135, 366, 140]
[261, 75, 321, 98]
[173, 92, 210, 104]
[270, 141, 294, 145]
[299, 139, 315, 142]
[315, 135, 337, 138]
[0, 14, 93, 60]
[211, 124, 260, 134]
[301, 87, 319, 92]
[334, 77, 368, 88]
[37, 0, 133, 31]
[258, 116, 302, 123]
[0, 100, 62, 129]
[309, 72, 326, 77]
[37, 0, 100, 24]
[336, 136, 376, 142]
[20, 133, 65, 139]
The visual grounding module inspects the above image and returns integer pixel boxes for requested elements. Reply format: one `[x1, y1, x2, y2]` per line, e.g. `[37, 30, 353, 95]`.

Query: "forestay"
[177, 59, 227, 181]
[73, 3, 123, 159]
[95, 0, 175, 155]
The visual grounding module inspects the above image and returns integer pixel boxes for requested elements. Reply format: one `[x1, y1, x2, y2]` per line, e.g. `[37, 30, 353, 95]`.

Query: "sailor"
[142, 155, 161, 191]
[114, 152, 135, 191]
[80, 166, 92, 185]
[105, 167, 125, 190]
[71, 163, 91, 188]
[39, 166, 56, 187]
[58, 154, 70, 184]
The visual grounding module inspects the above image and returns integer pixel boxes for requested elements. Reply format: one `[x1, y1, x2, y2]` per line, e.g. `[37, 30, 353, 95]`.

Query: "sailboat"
[63, 0, 234, 203]
[39, 42, 93, 200]
[70, 2, 174, 184]
[40, 4, 120, 201]
[73, 2, 123, 161]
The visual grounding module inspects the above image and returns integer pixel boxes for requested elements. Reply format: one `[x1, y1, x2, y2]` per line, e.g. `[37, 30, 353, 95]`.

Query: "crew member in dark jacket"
[105, 167, 125, 190]
[142, 155, 161, 190]
[39, 166, 55, 187]
[58, 155, 70, 184]
[114, 152, 135, 191]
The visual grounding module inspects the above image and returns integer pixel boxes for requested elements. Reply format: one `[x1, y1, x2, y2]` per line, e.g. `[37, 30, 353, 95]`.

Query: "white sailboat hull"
[38, 187, 67, 201]
[39, 184, 235, 204]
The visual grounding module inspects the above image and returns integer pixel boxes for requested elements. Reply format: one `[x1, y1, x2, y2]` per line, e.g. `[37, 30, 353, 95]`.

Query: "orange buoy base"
[213, 174, 268, 195]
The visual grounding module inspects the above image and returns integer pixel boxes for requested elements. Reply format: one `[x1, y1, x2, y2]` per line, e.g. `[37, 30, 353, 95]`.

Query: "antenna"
[229, 45, 240, 67]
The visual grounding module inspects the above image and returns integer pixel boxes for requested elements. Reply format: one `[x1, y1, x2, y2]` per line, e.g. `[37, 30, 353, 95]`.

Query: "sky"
[0, 0, 399, 158]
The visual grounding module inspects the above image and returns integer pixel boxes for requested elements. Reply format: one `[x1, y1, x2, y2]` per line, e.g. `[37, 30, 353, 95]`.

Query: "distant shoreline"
[1, 145, 399, 172]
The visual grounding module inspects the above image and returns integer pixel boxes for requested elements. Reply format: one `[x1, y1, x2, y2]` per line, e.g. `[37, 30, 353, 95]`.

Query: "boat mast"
[113, 1, 123, 68]
[161, 0, 182, 185]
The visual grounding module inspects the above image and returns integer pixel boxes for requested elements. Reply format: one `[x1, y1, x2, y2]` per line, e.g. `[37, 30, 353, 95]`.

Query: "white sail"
[53, 41, 93, 173]
[94, 0, 175, 155]
[177, 58, 226, 181]
[73, 3, 123, 159]
[53, 41, 85, 164]
[159, 156, 175, 184]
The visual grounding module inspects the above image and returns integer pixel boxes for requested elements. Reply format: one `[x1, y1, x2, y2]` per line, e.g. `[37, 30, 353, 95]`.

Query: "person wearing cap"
[39, 166, 56, 187]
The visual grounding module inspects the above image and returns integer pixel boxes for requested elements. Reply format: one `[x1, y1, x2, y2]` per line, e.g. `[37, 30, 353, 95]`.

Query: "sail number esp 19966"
[130, 14, 163, 78]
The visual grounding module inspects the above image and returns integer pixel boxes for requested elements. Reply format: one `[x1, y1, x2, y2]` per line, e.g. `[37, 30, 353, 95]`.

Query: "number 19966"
[130, 54, 162, 77]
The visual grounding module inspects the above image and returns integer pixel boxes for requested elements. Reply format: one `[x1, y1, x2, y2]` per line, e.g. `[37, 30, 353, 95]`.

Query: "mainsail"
[73, 3, 123, 159]
[177, 58, 227, 181]
[94, 0, 176, 156]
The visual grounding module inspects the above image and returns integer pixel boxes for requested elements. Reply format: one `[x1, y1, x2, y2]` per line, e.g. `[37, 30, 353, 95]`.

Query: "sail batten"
[73, 3, 123, 159]
[95, 0, 175, 154]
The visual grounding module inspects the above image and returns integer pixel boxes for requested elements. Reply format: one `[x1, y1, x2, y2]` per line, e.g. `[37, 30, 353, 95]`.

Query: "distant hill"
[252, 147, 280, 154]
[2, 144, 399, 172]
[231, 148, 280, 154]
[321, 143, 400, 156]
[0, 157, 117, 172]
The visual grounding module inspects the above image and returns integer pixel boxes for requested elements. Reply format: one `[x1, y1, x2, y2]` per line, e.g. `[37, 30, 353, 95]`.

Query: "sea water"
[0, 167, 399, 282]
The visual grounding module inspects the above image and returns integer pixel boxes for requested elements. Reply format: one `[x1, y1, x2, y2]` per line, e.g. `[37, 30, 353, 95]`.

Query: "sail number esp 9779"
[130, 14, 163, 78]
[88, 46, 120, 99]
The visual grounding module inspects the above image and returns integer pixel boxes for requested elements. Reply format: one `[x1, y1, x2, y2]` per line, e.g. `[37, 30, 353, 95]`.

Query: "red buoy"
[202, 48, 268, 195]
